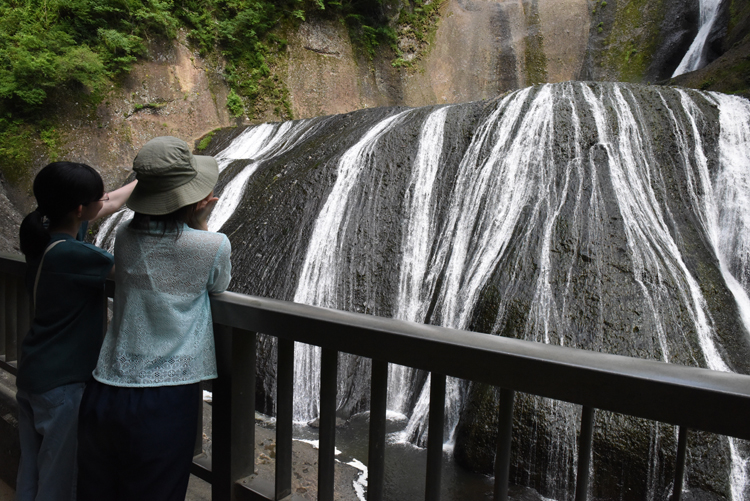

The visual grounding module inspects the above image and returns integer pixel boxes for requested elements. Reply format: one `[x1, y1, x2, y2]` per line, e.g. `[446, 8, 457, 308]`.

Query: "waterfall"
[672, 0, 723, 77]
[388, 106, 449, 419]
[209, 118, 330, 232]
[93, 82, 750, 499]
[711, 92, 750, 501]
[711, 92, 750, 327]
[93, 206, 132, 253]
[583, 84, 728, 371]
[292, 109, 414, 422]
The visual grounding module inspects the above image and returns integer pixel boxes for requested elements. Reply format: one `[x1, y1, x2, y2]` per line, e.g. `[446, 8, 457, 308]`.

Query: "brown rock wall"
[9, 31, 235, 215]
[284, 0, 592, 116]
[537, 0, 591, 83]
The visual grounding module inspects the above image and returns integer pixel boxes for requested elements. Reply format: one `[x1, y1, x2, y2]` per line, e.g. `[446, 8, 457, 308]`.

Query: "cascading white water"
[583, 84, 729, 371]
[389, 83, 750, 497]
[209, 119, 329, 232]
[89, 81, 750, 499]
[388, 106, 450, 419]
[647, 88, 750, 500]
[94, 120, 324, 248]
[93, 206, 132, 253]
[292, 110, 414, 422]
[397, 86, 565, 448]
[672, 0, 723, 77]
[214, 123, 280, 173]
[709, 92, 750, 501]
[711, 92, 750, 328]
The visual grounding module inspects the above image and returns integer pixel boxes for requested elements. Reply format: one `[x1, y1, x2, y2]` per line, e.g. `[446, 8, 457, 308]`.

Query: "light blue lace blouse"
[93, 221, 232, 387]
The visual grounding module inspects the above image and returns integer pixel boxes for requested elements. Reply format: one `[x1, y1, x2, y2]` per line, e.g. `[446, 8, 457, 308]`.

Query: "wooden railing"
[3, 252, 750, 500]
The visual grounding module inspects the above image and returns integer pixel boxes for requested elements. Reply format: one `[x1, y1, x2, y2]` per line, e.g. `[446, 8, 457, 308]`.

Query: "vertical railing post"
[318, 348, 339, 501]
[368, 359, 388, 501]
[194, 381, 205, 458]
[0, 274, 8, 358]
[213, 324, 257, 501]
[494, 388, 515, 501]
[574, 406, 596, 501]
[275, 338, 294, 500]
[6, 276, 17, 355]
[425, 373, 446, 501]
[671, 426, 689, 501]
[14, 275, 30, 362]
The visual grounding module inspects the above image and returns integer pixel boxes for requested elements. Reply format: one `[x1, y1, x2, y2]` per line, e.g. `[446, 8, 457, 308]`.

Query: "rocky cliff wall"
[3, 32, 236, 216]
[284, 0, 592, 117]
[4, 0, 747, 227]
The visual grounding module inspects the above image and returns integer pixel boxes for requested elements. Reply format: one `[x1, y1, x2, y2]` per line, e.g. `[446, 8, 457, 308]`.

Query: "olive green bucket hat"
[127, 136, 219, 215]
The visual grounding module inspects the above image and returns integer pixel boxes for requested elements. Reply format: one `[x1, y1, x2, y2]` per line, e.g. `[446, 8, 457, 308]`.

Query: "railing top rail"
[3, 253, 750, 440]
[0, 252, 24, 274]
[211, 292, 750, 440]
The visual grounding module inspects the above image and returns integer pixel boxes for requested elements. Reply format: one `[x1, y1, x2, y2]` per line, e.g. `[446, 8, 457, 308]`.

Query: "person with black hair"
[16, 161, 136, 501]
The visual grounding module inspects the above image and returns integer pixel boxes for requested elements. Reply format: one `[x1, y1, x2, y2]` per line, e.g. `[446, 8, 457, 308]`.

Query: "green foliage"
[226, 89, 245, 117]
[729, 0, 750, 31]
[0, 0, 424, 179]
[397, 0, 443, 44]
[39, 123, 62, 162]
[196, 129, 218, 150]
[0, 0, 180, 113]
[0, 117, 34, 183]
[132, 101, 167, 113]
[0, 0, 182, 180]
[700, 78, 716, 90]
[603, 0, 662, 82]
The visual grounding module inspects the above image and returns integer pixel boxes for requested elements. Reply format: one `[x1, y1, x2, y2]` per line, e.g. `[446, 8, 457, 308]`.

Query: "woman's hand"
[189, 191, 219, 231]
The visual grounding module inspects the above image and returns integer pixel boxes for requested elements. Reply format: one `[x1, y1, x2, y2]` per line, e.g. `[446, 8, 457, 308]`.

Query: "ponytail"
[18, 162, 104, 258]
[19, 209, 50, 258]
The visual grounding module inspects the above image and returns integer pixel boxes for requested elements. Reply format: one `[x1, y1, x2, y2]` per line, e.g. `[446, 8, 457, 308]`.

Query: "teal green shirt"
[17, 225, 114, 394]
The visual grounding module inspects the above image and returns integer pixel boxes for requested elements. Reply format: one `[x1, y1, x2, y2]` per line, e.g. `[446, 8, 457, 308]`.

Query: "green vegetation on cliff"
[0, 0, 178, 180]
[0, 0, 439, 182]
[603, 0, 664, 82]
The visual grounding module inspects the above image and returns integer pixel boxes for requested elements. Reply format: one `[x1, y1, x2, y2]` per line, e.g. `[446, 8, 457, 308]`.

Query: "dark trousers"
[77, 380, 200, 501]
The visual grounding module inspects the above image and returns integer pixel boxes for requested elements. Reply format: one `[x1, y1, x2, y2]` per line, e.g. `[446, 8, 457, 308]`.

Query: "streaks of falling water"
[710, 92, 750, 329]
[708, 92, 750, 501]
[93, 206, 133, 253]
[214, 123, 280, 173]
[585, 84, 750, 499]
[672, 0, 723, 77]
[94, 119, 328, 255]
[583, 84, 729, 371]
[292, 109, 413, 422]
[432, 86, 537, 332]
[394, 87, 537, 445]
[388, 106, 450, 419]
[588, 85, 743, 498]
[397, 82, 748, 497]
[209, 119, 328, 233]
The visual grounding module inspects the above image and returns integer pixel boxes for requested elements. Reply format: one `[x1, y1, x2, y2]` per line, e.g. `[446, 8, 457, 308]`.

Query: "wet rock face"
[0, 179, 21, 253]
[647, 0, 702, 80]
[184, 82, 750, 500]
[451, 86, 748, 499]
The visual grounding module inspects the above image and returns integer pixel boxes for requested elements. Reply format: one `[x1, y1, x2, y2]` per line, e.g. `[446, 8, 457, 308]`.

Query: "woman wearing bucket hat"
[76, 136, 232, 500]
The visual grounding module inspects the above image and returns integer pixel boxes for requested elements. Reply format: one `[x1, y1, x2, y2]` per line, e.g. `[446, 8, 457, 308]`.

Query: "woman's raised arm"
[92, 180, 138, 221]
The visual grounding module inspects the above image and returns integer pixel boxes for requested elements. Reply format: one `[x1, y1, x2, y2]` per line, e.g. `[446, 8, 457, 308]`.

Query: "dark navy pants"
[76, 380, 200, 501]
